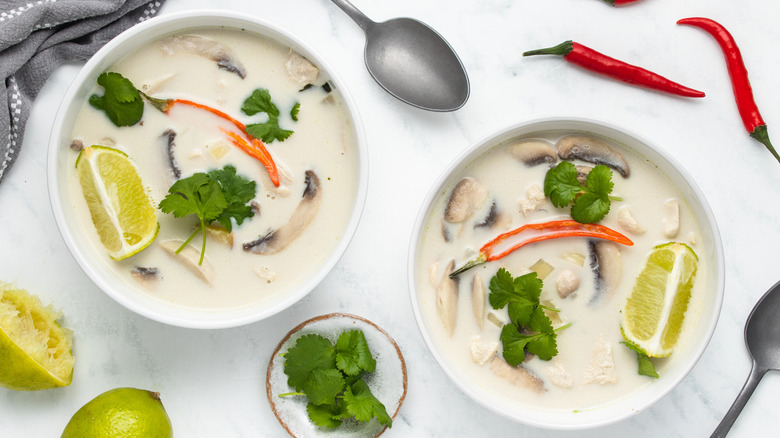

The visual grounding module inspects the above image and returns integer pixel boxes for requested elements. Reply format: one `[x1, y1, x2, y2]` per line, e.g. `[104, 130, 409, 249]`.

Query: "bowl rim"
[406, 116, 725, 429]
[47, 9, 369, 329]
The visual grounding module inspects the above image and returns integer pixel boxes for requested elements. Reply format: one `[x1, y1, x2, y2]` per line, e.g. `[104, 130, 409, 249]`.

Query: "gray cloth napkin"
[0, 0, 166, 184]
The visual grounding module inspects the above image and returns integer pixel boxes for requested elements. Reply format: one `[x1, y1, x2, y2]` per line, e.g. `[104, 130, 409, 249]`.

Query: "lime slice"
[76, 146, 159, 260]
[62, 387, 173, 438]
[0, 282, 74, 391]
[621, 242, 698, 357]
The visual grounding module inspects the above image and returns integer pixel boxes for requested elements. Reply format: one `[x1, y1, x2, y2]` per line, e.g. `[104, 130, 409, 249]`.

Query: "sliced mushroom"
[470, 336, 499, 366]
[428, 261, 440, 289]
[440, 219, 452, 243]
[444, 177, 489, 223]
[588, 240, 622, 303]
[243, 170, 321, 255]
[489, 357, 545, 392]
[69, 138, 84, 152]
[662, 198, 680, 238]
[130, 267, 159, 290]
[556, 135, 630, 177]
[576, 165, 593, 185]
[471, 273, 486, 329]
[556, 269, 580, 298]
[158, 34, 246, 79]
[618, 206, 645, 235]
[436, 259, 459, 336]
[159, 239, 215, 285]
[284, 51, 319, 85]
[161, 129, 181, 179]
[509, 139, 557, 167]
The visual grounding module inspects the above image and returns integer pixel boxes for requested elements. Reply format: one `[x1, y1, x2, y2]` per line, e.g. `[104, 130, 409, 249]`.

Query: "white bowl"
[407, 117, 724, 429]
[47, 10, 368, 329]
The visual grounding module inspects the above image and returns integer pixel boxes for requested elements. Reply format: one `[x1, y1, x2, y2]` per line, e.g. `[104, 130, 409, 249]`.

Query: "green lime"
[621, 242, 698, 357]
[76, 146, 159, 260]
[62, 387, 173, 438]
[0, 282, 74, 391]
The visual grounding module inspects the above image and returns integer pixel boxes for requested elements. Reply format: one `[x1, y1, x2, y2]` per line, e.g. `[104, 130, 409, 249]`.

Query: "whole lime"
[61, 387, 172, 438]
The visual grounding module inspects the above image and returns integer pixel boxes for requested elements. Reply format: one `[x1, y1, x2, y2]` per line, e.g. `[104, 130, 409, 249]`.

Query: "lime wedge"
[0, 282, 74, 391]
[621, 242, 698, 357]
[76, 146, 159, 260]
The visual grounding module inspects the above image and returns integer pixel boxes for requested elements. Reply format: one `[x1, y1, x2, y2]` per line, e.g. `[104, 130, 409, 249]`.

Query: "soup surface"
[66, 27, 359, 310]
[415, 130, 708, 411]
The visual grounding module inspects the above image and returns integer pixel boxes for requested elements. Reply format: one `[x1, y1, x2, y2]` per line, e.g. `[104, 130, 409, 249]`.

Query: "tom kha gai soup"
[66, 27, 359, 310]
[414, 128, 709, 412]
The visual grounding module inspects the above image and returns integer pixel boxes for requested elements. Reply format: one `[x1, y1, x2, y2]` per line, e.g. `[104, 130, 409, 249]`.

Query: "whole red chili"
[677, 17, 780, 163]
[601, 0, 643, 5]
[523, 40, 705, 98]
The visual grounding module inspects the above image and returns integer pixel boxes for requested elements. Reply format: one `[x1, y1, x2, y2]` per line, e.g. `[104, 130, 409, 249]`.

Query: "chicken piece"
[470, 336, 499, 366]
[662, 199, 680, 238]
[428, 261, 440, 289]
[546, 357, 573, 388]
[618, 207, 645, 235]
[159, 240, 215, 285]
[284, 51, 319, 85]
[556, 269, 579, 298]
[519, 183, 546, 217]
[583, 338, 618, 385]
[489, 357, 545, 392]
[253, 266, 277, 284]
[436, 260, 459, 336]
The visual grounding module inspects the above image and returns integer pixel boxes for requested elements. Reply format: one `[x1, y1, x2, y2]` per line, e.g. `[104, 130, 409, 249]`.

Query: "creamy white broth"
[67, 28, 359, 310]
[415, 131, 708, 411]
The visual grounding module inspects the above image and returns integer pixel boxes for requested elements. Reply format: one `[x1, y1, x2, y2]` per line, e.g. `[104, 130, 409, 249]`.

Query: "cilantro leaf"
[335, 330, 376, 376]
[291, 102, 300, 121]
[207, 165, 256, 232]
[307, 403, 343, 429]
[88, 72, 144, 127]
[341, 379, 392, 426]
[242, 88, 294, 143]
[544, 162, 617, 224]
[500, 321, 559, 365]
[158, 173, 227, 224]
[544, 161, 581, 207]
[283, 334, 336, 392]
[622, 341, 659, 378]
[304, 368, 345, 406]
[488, 269, 543, 326]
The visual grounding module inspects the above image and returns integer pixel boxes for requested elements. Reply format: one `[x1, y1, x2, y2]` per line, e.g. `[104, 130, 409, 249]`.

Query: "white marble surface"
[2, 0, 780, 436]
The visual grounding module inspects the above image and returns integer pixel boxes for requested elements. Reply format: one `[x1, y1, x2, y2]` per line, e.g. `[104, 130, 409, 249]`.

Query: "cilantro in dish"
[158, 165, 256, 265]
[622, 341, 659, 378]
[280, 330, 392, 429]
[544, 161, 621, 224]
[489, 268, 570, 365]
[88, 72, 144, 127]
[241, 88, 294, 143]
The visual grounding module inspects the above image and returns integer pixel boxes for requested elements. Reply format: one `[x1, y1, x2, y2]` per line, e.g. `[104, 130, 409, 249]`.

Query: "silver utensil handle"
[711, 363, 767, 438]
[329, 0, 374, 31]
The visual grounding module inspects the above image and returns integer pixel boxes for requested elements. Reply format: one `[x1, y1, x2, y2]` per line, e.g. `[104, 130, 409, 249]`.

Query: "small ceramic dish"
[266, 313, 407, 437]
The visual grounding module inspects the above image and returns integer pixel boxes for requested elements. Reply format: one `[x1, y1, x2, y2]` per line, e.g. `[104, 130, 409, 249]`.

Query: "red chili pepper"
[523, 40, 705, 98]
[677, 17, 780, 163]
[141, 92, 281, 185]
[601, 0, 643, 5]
[449, 219, 633, 277]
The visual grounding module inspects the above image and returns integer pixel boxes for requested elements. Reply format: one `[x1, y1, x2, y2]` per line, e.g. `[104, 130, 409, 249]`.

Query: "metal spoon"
[329, 0, 470, 111]
[711, 279, 780, 437]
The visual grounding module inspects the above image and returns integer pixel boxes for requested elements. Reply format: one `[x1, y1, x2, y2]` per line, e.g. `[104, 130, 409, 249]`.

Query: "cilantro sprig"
[622, 340, 659, 378]
[158, 165, 256, 265]
[489, 269, 570, 366]
[241, 88, 295, 143]
[280, 330, 392, 429]
[88, 72, 144, 127]
[544, 162, 621, 224]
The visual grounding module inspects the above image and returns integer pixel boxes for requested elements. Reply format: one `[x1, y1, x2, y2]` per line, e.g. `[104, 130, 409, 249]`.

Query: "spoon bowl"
[331, 0, 469, 111]
[711, 279, 780, 437]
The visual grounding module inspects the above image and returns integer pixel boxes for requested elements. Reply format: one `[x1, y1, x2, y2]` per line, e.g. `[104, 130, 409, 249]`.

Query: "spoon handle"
[329, 0, 374, 31]
[710, 363, 767, 438]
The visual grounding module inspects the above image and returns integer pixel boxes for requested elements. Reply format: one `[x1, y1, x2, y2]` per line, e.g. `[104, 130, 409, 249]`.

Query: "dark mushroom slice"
[161, 129, 181, 179]
[130, 267, 159, 290]
[575, 165, 593, 186]
[299, 82, 333, 93]
[157, 34, 246, 79]
[556, 135, 630, 177]
[444, 177, 488, 223]
[509, 139, 557, 167]
[243, 170, 321, 255]
[588, 240, 623, 303]
[474, 201, 498, 228]
[69, 138, 84, 152]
